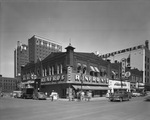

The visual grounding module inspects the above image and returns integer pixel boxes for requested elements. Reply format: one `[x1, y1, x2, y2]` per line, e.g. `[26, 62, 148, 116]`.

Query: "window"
[83, 64, 87, 74]
[41, 41, 43, 45]
[60, 64, 63, 74]
[77, 63, 82, 73]
[100, 68, 106, 77]
[90, 71, 94, 76]
[52, 66, 54, 75]
[49, 67, 51, 75]
[57, 65, 59, 74]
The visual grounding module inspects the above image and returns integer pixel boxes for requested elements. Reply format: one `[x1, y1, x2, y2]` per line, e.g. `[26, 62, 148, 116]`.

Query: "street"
[0, 97, 150, 120]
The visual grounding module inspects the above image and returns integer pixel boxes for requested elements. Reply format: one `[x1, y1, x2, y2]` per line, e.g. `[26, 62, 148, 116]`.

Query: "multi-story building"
[100, 40, 150, 91]
[28, 35, 62, 63]
[21, 44, 124, 98]
[14, 41, 29, 79]
[21, 44, 144, 98]
[0, 75, 19, 92]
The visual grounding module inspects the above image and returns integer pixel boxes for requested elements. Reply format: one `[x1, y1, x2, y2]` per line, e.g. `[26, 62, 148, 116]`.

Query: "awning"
[72, 85, 110, 90]
[112, 71, 116, 75]
[90, 66, 96, 72]
[94, 67, 100, 72]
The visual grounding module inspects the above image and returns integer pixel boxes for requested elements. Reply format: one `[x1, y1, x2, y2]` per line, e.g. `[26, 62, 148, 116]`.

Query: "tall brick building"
[14, 41, 29, 79]
[21, 44, 122, 98]
[0, 75, 18, 92]
[28, 35, 62, 63]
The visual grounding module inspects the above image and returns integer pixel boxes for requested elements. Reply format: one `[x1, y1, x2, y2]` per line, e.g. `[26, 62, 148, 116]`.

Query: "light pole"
[80, 72, 83, 91]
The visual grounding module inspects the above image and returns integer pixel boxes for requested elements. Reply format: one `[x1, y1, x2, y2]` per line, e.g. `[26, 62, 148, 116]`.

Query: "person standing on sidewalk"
[87, 90, 92, 101]
[50, 90, 57, 101]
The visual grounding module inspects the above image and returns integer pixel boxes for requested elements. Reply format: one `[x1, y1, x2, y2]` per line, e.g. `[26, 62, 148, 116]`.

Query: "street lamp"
[80, 72, 83, 91]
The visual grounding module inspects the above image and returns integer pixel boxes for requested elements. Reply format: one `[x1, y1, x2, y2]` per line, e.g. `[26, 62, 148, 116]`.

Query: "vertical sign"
[121, 58, 126, 78]
[67, 66, 72, 81]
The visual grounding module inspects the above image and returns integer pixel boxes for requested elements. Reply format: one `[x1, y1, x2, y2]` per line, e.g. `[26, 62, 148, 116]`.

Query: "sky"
[1, 0, 150, 77]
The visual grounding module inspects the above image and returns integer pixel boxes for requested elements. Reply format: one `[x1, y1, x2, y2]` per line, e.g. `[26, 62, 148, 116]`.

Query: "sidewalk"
[57, 97, 108, 102]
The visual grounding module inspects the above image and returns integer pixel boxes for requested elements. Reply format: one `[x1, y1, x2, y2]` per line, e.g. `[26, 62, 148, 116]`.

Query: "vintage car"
[109, 91, 131, 102]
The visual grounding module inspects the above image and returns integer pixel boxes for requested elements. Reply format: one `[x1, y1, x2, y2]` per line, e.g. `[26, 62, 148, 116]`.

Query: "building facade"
[28, 35, 62, 63]
[14, 41, 29, 79]
[100, 40, 150, 91]
[0, 75, 19, 93]
[22, 44, 121, 98]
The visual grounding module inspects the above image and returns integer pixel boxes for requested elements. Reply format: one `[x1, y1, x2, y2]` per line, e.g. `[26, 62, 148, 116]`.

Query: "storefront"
[21, 44, 118, 98]
[40, 68, 110, 98]
[108, 80, 130, 93]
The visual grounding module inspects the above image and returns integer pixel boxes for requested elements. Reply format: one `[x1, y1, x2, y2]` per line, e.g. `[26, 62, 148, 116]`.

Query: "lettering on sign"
[114, 82, 126, 86]
[121, 58, 126, 78]
[67, 66, 72, 81]
[41, 75, 65, 83]
[75, 74, 108, 84]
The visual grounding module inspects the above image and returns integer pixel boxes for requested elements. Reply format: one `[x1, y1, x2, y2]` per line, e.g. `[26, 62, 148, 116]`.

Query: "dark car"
[21, 88, 34, 99]
[33, 92, 47, 100]
[109, 91, 131, 102]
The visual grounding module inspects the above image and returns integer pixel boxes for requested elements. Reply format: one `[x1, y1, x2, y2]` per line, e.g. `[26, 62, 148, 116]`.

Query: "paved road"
[0, 97, 150, 120]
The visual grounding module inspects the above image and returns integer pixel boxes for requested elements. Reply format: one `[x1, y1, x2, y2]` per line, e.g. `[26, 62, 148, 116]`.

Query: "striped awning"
[72, 85, 110, 90]
[90, 66, 96, 72]
[94, 67, 100, 72]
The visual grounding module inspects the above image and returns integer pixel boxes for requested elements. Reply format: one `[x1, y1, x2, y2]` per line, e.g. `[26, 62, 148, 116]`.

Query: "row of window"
[42, 64, 63, 77]
[36, 40, 61, 50]
[131, 76, 142, 82]
[77, 63, 107, 77]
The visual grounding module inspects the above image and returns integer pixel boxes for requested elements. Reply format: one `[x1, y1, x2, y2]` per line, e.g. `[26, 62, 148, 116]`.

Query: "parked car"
[109, 91, 131, 102]
[21, 88, 34, 99]
[33, 92, 47, 100]
[13, 91, 22, 98]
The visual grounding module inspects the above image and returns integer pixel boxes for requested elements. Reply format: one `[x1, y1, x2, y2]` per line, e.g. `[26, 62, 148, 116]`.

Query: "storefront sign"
[67, 66, 72, 81]
[41, 75, 65, 83]
[114, 82, 127, 86]
[75, 74, 108, 84]
[121, 58, 126, 78]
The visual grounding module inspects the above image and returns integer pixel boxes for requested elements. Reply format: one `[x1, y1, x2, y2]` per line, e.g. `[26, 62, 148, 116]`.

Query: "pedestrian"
[80, 91, 85, 101]
[72, 90, 75, 101]
[45, 92, 47, 96]
[87, 90, 92, 101]
[77, 91, 81, 101]
[50, 90, 57, 101]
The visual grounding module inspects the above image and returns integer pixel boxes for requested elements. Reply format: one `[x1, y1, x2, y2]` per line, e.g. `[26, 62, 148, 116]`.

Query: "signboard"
[121, 58, 126, 78]
[74, 74, 109, 85]
[67, 66, 72, 81]
[41, 75, 65, 85]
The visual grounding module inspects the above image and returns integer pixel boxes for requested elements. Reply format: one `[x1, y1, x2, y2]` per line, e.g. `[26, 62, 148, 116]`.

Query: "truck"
[21, 88, 34, 99]
[109, 91, 131, 102]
